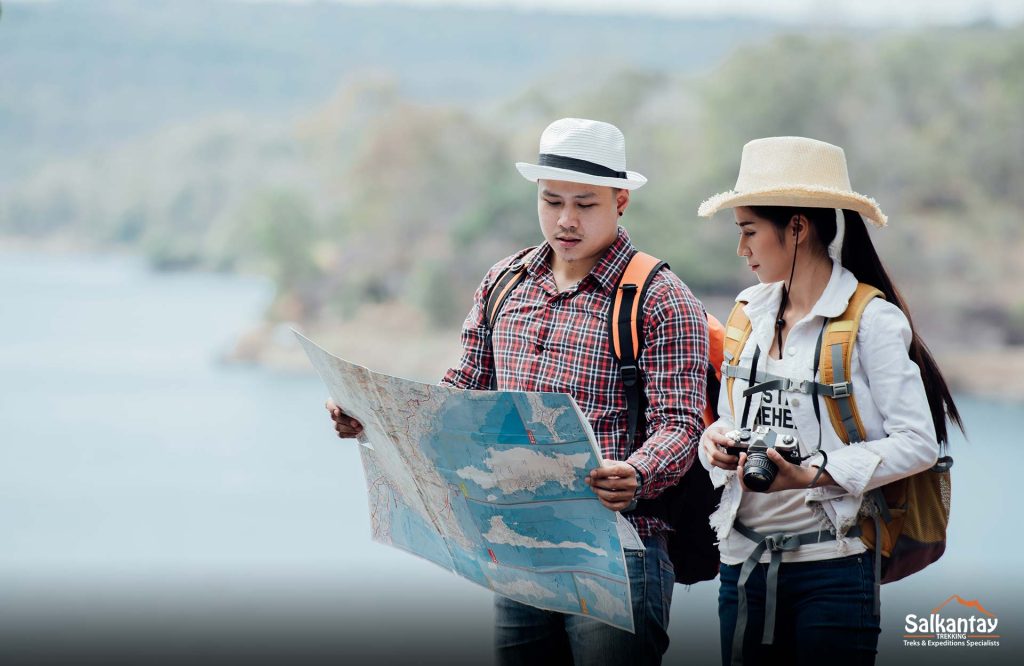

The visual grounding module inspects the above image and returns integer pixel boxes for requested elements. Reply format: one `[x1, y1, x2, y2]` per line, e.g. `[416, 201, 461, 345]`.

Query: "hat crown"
[538, 118, 628, 172]
[734, 136, 852, 193]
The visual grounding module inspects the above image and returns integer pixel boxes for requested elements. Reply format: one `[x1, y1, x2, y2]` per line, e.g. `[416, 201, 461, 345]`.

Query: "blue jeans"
[494, 535, 674, 666]
[718, 552, 880, 666]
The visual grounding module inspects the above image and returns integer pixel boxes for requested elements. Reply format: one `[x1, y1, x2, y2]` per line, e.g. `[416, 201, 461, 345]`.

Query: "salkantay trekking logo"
[903, 595, 1000, 649]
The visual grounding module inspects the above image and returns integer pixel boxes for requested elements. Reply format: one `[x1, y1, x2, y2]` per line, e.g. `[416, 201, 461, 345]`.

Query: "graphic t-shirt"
[720, 354, 866, 565]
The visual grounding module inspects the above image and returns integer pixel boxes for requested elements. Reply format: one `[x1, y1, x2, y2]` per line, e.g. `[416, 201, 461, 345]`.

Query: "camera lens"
[743, 451, 778, 492]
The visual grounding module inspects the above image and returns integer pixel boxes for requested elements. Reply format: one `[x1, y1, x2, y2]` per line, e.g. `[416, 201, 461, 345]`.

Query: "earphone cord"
[773, 226, 800, 356]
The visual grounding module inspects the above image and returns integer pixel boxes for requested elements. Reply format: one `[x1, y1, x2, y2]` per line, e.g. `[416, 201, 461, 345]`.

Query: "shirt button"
[786, 347, 798, 357]
[536, 343, 545, 353]
[791, 397, 801, 407]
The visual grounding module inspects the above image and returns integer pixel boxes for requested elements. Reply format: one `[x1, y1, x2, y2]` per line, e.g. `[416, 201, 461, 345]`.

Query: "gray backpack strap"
[829, 342, 861, 442]
[724, 362, 855, 399]
[729, 520, 863, 664]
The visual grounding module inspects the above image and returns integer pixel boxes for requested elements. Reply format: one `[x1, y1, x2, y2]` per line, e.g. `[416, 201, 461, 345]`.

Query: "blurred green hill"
[0, 0, 769, 182]
[2, 6, 1023, 353]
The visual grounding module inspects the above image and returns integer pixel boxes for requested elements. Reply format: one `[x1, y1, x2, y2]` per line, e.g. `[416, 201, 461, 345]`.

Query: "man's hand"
[702, 423, 739, 471]
[325, 399, 364, 439]
[586, 460, 640, 512]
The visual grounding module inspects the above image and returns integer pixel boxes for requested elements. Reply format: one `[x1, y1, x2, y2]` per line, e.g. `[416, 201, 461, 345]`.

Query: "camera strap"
[804, 321, 831, 483]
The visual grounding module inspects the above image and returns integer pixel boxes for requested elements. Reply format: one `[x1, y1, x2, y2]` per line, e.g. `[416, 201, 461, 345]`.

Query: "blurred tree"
[233, 189, 322, 321]
[3, 26, 1022, 346]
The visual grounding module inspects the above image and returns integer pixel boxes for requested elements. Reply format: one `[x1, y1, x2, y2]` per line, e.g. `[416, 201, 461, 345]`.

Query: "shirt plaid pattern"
[442, 227, 708, 537]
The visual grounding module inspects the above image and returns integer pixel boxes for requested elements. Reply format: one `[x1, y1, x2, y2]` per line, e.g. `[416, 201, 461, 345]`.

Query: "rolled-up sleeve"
[441, 270, 499, 391]
[698, 417, 735, 489]
[626, 276, 708, 499]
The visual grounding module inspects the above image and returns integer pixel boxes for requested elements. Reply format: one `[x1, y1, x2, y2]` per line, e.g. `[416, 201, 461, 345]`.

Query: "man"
[328, 118, 707, 665]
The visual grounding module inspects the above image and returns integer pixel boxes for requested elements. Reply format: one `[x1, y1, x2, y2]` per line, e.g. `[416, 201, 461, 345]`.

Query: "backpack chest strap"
[722, 363, 853, 398]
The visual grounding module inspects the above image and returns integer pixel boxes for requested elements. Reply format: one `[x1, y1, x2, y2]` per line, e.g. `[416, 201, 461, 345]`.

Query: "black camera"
[724, 425, 802, 492]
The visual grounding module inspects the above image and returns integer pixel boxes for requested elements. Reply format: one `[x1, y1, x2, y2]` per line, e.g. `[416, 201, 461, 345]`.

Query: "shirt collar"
[810, 262, 859, 318]
[527, 226, 635, 295]
[737, 261, 859, 320]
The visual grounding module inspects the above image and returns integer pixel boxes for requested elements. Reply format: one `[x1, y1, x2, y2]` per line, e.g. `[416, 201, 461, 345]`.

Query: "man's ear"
[616, 188, 631, 217]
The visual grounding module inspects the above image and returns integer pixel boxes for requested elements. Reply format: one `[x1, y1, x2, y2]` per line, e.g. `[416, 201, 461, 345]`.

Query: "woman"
[696, 137, 963, 665]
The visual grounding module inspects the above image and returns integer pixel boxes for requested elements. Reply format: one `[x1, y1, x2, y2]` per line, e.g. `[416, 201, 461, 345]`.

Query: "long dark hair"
[750, 205, 964, 444]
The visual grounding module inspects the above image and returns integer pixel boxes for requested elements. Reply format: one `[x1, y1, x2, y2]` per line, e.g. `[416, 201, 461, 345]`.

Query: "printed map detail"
[295, 332, 633, 632]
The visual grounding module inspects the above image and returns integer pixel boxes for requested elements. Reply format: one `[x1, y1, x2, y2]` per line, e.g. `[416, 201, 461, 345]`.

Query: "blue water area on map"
[426, 440, 597, 505]
[386, 500, 456, 572]
[444, 489, 485, 542]
[416, 430, 529, 474]
[572, 572, 633, 629]
[465, 501, 625, 578]
[363, 447, 453, 572]
[435, 392, 531, 444]
[509, 393, 592, 445]
[447, 542, 490, 589]
[353, 379, 629, 628]
[429, 391, 593, 448]
[414, 393, 600, 506]
[485, 565, 581, 610]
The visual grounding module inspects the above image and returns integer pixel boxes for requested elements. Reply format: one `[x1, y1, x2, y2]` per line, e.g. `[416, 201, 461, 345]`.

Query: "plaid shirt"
[442, 227, 708, 537]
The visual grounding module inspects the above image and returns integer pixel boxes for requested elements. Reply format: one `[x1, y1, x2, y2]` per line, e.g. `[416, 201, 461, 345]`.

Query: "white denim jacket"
[699, 262, 939, 545]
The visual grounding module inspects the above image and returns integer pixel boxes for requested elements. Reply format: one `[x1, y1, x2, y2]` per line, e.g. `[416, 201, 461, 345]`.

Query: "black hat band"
[537, 153, 627, 179]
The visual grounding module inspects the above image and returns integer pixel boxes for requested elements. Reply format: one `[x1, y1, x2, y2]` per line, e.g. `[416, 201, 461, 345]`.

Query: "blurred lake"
[0, 250, 1018, 665]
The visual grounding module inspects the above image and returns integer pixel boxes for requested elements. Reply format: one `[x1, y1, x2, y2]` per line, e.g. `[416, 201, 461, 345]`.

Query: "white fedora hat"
[697, 136, 887, 227]
[516, 118, 647, 190]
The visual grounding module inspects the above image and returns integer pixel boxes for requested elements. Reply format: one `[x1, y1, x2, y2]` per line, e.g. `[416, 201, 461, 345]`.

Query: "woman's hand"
[702, 423, 739, 471]
[736, 448, 833, 492]
[325, 398, 364, 439]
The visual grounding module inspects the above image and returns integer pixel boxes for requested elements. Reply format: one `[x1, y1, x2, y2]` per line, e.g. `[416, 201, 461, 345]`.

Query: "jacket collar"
[737, 261, 859, 322]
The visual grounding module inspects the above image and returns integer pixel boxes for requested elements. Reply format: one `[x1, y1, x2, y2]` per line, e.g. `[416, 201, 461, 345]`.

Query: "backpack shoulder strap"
[704, 314, 726, 427]
[484, 248, 535, 330]
[722, 300, 753, 419]
[819, 283, 884, 443]
[608, 251, 667, 447]
[482, 247, 536, 390]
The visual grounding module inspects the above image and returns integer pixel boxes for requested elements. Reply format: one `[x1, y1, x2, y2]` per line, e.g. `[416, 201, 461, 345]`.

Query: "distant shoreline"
[5, 239, 1015, 401]
[223, 316, 1024, 403]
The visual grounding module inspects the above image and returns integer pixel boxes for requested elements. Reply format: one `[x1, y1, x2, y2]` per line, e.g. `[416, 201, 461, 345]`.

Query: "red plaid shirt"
[442, 227, 708, 537]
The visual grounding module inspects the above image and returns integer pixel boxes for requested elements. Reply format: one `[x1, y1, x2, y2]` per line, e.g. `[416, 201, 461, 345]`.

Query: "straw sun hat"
[516, 118, 647, 190]
[697, 136, 887, 227]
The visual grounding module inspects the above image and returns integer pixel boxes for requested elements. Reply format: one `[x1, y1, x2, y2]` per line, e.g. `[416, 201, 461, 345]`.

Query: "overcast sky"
[9, 1, 1017, 26]
[320, 0, 1023, 26]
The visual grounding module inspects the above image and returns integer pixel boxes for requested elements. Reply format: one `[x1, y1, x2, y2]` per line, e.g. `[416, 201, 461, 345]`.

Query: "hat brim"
[516, 163, 647, 190]
[697, 186, 887, 227]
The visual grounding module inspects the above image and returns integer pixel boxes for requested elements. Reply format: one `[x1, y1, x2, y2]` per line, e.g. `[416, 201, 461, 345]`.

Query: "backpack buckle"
[784, 378, 813, 394]
[763, 533, 799, 552]
[620, 364, 639, 387]
[831, 381, 852, 398]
